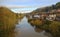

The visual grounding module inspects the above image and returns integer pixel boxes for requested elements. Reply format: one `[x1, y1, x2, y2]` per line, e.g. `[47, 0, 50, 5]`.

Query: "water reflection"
[29, 24, 43, 33]
[27, 18, 53, 37]
[0, 29, 15, 37]
[1, 16, 60, 37]
[26, 17, 52, 37]
[34, 27, 43, 33]
[15, 17, 52, 37]
[0, 17, 23, 37]
[27, 16, 60, 37]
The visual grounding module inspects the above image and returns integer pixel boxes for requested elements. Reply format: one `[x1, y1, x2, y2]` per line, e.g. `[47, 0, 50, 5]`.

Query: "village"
[26, 9, 60, 21]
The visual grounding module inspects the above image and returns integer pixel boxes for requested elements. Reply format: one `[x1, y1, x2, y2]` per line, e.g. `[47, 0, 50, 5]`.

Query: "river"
[0, 16, 52, 37]
[15, 17, 52, 37]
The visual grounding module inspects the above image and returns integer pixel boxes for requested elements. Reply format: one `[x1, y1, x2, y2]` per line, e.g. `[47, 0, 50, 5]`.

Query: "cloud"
[0, 0, 60, 8]
[0, 0, 31, 3]
[0, 0, 34, 6]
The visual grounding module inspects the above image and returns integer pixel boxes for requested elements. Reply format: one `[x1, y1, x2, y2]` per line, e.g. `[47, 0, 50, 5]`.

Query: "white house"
[46, 14, 56, 21]
[33, 15, 40, 18]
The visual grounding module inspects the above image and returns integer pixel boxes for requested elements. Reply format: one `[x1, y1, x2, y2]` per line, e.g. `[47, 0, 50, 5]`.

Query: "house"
[46, 13, 56, 21]
[27, 9, 60, 21]
[33, 15, 40, 18]
[56, 9, 60, 12]
[55, 9, 60, 21]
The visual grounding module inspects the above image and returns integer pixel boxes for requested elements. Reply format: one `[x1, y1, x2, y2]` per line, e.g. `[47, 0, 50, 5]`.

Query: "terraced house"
[28, 9, 60, 21]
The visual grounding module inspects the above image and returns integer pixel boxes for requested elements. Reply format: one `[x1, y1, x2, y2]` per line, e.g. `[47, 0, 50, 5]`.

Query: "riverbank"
[0, 7, 24, 32]
[28, 18, 60, 37]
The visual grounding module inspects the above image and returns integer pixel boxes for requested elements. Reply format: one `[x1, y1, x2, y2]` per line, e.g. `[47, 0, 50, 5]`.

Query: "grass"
[28, 18, 60, 37]
[0, 7, 18, 31]
[28, 19, 43, 26]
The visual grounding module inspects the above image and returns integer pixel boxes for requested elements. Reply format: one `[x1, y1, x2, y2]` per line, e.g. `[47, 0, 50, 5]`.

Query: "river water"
[0, 17, 52, 37]
[15, 17, 52, 37]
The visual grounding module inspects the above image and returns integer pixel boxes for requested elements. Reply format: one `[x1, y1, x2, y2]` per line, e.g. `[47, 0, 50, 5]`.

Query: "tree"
[51, 5, 56, 9]
[56, 2, 60, 9]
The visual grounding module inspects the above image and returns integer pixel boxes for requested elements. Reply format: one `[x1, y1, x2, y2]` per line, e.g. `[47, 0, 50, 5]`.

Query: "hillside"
[30, 2, 60, 14]
[0, 7, 18, 31]
[26, 2, 60, 37]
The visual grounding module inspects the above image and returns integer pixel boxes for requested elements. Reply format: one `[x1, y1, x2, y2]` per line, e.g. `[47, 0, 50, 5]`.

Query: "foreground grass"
[0, 7, 18, 31]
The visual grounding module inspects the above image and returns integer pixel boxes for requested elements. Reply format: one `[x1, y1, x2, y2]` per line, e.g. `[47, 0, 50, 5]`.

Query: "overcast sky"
[0, 0, 60, 13]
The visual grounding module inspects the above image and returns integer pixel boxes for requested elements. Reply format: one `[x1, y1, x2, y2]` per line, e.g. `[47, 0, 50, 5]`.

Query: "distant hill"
[0, 7, 17, 31]
[30, 2, 60, 14]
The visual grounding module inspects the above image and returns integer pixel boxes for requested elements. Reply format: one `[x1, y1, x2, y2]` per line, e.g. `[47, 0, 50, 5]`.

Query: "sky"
[0, 0, 60, 13]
